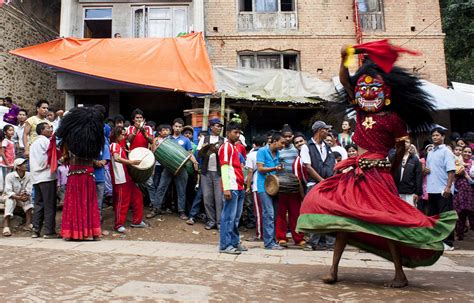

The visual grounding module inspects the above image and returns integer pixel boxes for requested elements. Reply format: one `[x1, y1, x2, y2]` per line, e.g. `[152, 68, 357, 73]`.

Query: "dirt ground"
[4, 205, 474, 250]
[4, 205, 257, 245]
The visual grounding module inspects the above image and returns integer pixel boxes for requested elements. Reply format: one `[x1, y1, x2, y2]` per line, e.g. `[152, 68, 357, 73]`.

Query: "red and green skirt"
[297, 153, 457, 268]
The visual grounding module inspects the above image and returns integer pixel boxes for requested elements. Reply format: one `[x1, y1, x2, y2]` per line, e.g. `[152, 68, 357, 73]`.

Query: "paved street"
[0, 238, 473, 302]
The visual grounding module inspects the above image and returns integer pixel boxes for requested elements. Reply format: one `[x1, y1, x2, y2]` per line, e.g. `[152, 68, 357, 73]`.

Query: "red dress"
[297, 111, 457, 267]
[60, 164, 102, 240]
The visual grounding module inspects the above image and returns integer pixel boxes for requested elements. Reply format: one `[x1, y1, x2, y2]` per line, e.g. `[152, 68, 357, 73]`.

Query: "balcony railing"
[238, 12, 297, 31]
[359, 12, 384, 31]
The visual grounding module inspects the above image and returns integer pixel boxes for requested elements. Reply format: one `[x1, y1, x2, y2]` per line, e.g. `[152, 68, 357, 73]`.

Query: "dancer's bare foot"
[321, 267, 338, 284]
[384, 276, 408, 288]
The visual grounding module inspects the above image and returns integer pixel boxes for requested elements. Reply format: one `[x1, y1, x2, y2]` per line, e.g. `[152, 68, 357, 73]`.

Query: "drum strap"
[201, 135, 225, 175]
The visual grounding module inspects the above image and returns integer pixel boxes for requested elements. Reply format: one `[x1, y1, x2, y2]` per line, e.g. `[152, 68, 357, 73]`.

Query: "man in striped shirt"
[218, 122, 247, 255]
[275, 125, 305, 248]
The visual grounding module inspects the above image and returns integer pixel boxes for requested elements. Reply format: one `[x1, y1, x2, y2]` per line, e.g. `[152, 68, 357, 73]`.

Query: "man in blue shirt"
[425, 127, 456, 250]
[147, 118, 198, 220]
[257, 132, 285, 250]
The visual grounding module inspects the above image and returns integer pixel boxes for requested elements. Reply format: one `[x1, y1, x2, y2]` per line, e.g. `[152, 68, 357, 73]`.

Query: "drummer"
[147, 118, 199, 221]
[126, 108, 155, 208]
[150, 124, 172, 203]
[256, 132, 286, 250]
[109, 126, 146, 233]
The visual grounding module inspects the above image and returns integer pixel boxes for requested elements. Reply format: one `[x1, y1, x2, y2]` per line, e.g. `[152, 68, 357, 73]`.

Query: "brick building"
[205, 0, 447, 86]
[204, 0, 449, 132]
[0, 1, 64, 113]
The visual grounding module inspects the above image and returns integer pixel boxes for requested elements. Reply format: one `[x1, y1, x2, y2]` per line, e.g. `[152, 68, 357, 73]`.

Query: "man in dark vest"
[300, 120, 336, 250]
[197, 118, 226, 230]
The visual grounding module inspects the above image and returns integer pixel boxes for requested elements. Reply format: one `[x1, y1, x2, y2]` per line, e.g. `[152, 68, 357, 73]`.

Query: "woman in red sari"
[297, 41, 457, 288]
[57, 107, 104, 240]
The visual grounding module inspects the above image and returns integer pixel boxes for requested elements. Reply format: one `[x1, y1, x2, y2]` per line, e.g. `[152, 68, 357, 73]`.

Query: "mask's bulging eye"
[371, 87, 379, 92]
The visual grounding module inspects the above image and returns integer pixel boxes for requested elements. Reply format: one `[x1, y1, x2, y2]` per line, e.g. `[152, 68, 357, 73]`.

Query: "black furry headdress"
[56, 107, 104, 159]
[336, 59, 436, 133]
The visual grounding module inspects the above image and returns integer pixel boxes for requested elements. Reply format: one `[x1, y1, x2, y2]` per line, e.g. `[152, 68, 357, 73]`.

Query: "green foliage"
[440, 0, 474, 84]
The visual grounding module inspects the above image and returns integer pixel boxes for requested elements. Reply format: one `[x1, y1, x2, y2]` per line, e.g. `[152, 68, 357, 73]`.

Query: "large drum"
[154, 138, 193, 175]
[128, 147, 155, 183]
[265, 173, 300, 196]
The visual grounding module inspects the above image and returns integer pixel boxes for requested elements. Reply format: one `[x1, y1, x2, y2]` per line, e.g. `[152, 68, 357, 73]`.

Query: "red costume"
[60, 165, 101, 239]
[297, 48, 456, 267]
[57, 107, 104, 240]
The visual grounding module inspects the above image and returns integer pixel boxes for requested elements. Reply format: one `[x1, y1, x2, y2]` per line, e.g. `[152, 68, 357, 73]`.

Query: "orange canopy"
[9, 33, 215, 94]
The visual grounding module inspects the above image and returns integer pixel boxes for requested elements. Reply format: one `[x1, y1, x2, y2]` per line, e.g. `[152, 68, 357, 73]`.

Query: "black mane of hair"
[56, 107, 104, 159]
[349, 60, 436, 132]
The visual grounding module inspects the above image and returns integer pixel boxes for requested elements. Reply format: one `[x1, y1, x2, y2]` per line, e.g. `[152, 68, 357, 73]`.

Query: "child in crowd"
[109, 126, 145, 233]
[149, 124, 172, 211]
[0, 125, 16, 190]
[345, 143, 359, 158]
[56, 162, 69, 207]
[340, 143, 359, 174]
[453, 145, 465, 175]
[333, 151, 342, 163]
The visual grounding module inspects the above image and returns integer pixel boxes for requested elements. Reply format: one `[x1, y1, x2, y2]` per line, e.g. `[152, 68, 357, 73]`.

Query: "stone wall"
[205, 0, 447, 86]
[0, 4, 64, 115]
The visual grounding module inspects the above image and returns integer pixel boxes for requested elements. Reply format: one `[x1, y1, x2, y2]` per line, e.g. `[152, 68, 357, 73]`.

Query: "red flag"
[47, 134, 61, 173]
[353, 39, 421, 73]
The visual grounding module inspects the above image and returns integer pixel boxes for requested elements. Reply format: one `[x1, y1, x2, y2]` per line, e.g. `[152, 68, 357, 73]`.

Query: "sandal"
[22, 224, 33, 232]
[3, 227, 12, 237]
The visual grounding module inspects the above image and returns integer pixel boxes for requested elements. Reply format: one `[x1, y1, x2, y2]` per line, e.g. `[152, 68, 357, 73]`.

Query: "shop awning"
[214, 66, 335, 104]
[9, 33, 215, 94]
[420, 80, 474, 110]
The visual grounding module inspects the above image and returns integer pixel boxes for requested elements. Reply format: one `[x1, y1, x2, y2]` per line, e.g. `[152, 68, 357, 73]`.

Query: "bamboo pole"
[220, 93, 226, 136]
[202, 97, 211, 131]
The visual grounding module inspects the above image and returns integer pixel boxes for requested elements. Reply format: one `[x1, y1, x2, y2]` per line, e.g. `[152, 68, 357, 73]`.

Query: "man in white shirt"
[197, 118, 226, 230]
[299, 121, 336, 250]
[3, 158, 33, 237]
[29, 122, 57, 238]
[300, 121, 336, 190]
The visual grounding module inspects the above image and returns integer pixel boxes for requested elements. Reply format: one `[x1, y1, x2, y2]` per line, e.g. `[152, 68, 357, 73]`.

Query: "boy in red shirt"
[109, 127, 146, 233]
[218, 122, 247, 254]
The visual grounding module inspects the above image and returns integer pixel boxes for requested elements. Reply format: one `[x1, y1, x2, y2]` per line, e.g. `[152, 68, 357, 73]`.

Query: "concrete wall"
[205, 0, 447, 86]
[63, 0, 200, 38]
[0, 2, 64, 114]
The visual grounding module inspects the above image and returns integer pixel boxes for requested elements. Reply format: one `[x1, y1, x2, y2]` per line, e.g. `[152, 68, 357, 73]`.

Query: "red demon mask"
[354, 74, 391, 113]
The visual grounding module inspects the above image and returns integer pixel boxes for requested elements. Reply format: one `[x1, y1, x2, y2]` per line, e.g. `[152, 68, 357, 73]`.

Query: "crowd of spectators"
[0, 96, 472, 252]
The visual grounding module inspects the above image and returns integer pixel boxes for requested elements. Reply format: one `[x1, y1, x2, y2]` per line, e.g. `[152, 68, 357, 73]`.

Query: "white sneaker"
[116, 226, 126, 233]
[443, 243, 454, 251]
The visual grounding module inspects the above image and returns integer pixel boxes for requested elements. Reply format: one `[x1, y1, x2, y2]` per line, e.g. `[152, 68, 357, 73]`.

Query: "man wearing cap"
[197, 118, 225, 230]
[299, 120, 336, 250]
[3, 158, 33, 237]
